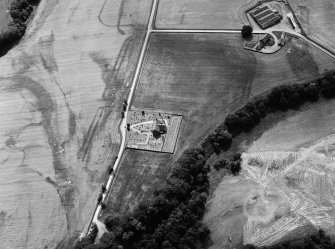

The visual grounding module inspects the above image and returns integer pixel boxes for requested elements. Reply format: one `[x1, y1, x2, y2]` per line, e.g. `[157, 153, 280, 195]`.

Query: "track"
[84, 0, 335, 237]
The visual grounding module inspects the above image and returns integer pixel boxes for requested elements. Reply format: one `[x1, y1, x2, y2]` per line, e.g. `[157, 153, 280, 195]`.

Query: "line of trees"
[75, 71, 335, 249]
[0, 0, 40, 55]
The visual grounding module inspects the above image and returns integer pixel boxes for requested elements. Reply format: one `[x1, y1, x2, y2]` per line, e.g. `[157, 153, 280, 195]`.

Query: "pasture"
[102, 32, 335, 217]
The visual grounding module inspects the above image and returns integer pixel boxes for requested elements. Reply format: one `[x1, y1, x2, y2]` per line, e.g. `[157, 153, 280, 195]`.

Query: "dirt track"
[205, 98, 335, 248]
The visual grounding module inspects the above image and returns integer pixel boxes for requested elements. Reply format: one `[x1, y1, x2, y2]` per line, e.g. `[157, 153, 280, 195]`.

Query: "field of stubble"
[0, 0, 152, 248]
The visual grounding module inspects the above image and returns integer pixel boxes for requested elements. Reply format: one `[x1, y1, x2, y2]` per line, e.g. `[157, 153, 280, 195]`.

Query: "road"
[153, 29, 241, 34]
[83, 0, 335, 237]
[83, 0, 160, 237]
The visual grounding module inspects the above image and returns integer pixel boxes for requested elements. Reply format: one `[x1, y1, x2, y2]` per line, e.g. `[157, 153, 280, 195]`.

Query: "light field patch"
[155, 0, 258, 29]
[289, 0, 335, 52]
[126, 110, 182, 153]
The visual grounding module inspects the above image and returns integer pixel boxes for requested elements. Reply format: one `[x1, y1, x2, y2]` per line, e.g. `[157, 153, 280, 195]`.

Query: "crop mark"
[37, 33, 77, 140]
[116, 0, 126, 34]
[286, 36, 320, 80]
[67, 0, 82, 24]
[98, 0, 126, 33]
[77, 31, 143, 163]
[4, 74, 74, 231]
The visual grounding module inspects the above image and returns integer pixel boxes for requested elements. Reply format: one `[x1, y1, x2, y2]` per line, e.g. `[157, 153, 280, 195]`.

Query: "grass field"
[0, 0, 11, 33]
[248, 98, 335, 152]
[102, 32, 335, 217]
[0, 0, 152, 248]
[289, 0, 335, 52]
[205, 98, 335, 248]
[155, 0, 258, 29]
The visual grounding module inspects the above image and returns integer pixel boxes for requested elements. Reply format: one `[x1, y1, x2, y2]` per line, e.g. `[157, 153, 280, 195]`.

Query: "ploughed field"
[289, 0, 335, 53]
[205, 98, 335, 249]
[0, 0, 153, 248]
[102, 32, 335, 217]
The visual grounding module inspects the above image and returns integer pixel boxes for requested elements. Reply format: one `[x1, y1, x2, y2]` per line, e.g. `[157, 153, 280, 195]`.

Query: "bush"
[304, 82, 319, 102]
[200, 136, 215, 158]
[213, 158, 230, 171]
[101, 185, 106, 193]
[100, 202, 106, 210]
[213, 153, 242, 174]
[231, 161, 241, 175]
[241, 25, 253, 39]
[224, 113, 242, 136]
[208, 128, 232, 152]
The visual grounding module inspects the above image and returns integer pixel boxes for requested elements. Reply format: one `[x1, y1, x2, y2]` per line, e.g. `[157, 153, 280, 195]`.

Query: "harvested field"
[205, 98, 335, 248]
[155, 0, 258, 29]
[289, 0, 335, 52]
[0, 0, 152, 248]
[103, 32, 335, 217]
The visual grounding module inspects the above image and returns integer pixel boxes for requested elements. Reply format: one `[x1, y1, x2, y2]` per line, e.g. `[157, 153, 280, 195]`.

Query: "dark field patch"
[104, 149, 172, 215]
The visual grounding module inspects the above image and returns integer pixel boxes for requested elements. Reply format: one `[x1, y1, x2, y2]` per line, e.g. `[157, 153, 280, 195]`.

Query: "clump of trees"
[241, 25, 253, 39]
[213, 153, 242, 175]
[0, 0, 40, 55]
[74, 223, 98, 249]
[75, 72, 335, 249]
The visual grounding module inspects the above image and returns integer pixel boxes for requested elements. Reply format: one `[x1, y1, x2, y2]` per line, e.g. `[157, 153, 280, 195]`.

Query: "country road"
[84, 0, 160, 237]
[84, 0, 335, 237]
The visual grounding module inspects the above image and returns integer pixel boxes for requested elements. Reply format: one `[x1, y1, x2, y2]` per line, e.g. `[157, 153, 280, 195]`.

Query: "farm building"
[260, 34, 275, 46]
[250, 5, 282, 29]
[256, 34, 275, 51]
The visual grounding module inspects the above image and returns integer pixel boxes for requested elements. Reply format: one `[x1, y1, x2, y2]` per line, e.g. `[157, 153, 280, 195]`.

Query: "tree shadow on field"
[286, 36, 320, 80]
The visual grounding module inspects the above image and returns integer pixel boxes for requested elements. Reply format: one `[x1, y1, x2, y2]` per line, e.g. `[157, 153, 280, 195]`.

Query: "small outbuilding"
[154, 119, 167, 134]
[260, 34, 275, 47]
[152, 119, 167, 138]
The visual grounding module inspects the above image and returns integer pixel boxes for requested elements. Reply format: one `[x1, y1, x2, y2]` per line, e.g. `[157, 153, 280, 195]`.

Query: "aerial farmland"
[0, 0, 335, 249]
